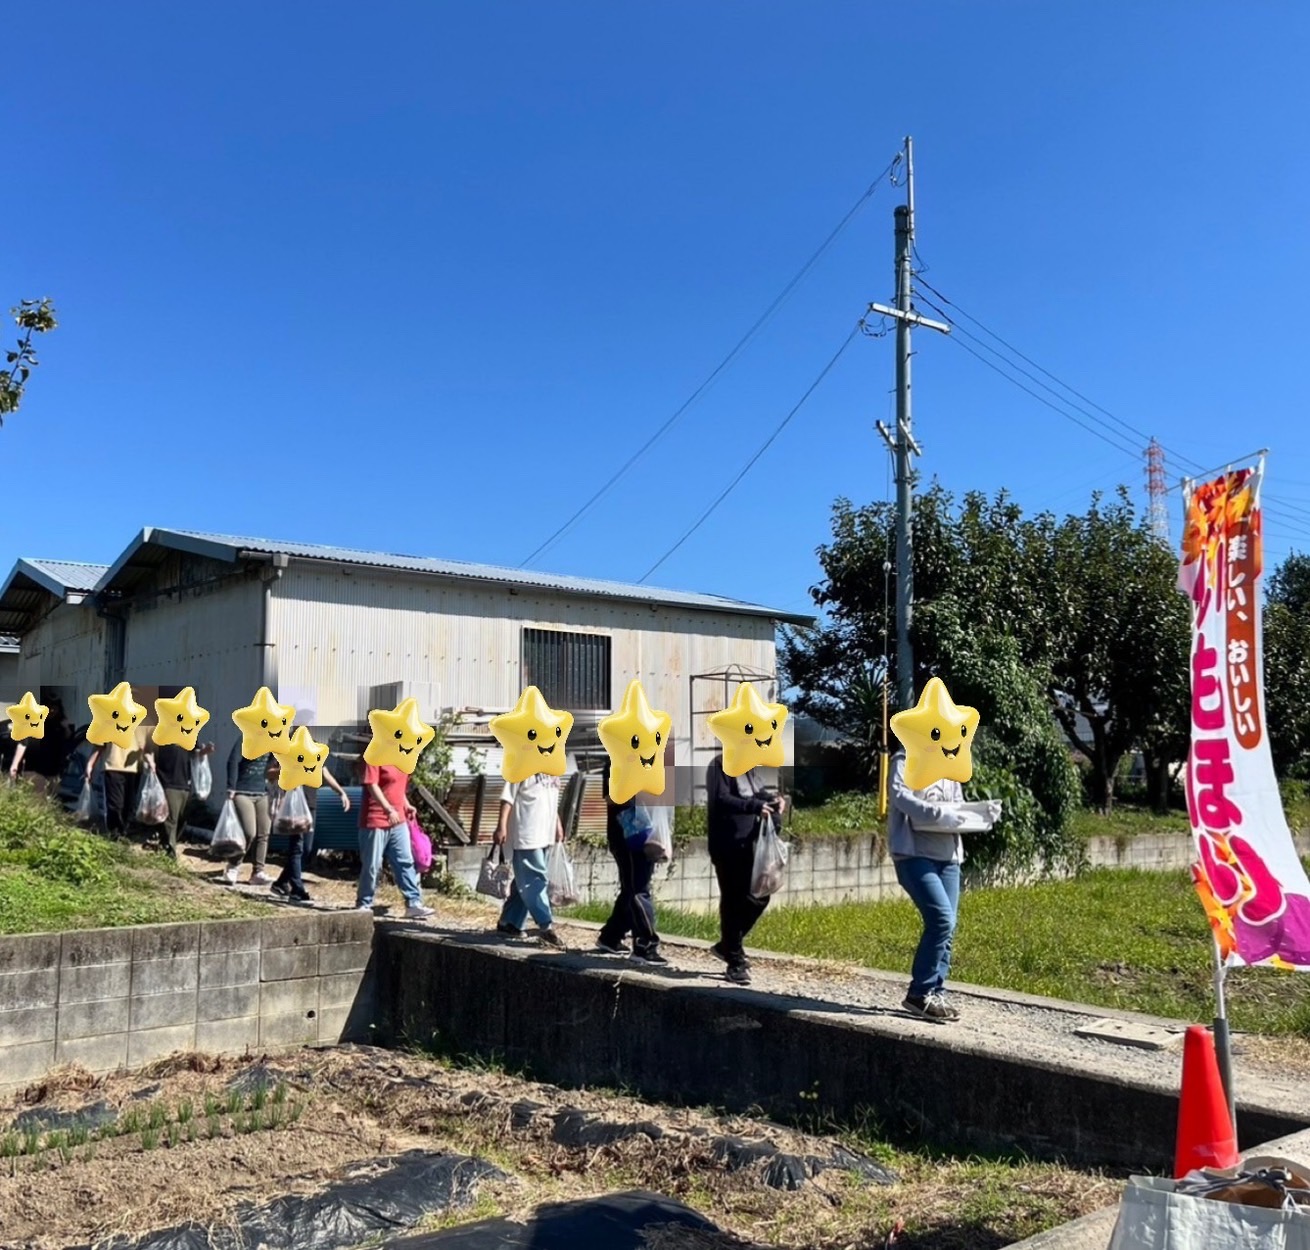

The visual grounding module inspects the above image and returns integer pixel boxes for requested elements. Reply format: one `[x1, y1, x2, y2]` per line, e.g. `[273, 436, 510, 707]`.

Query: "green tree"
[0, 299, 58, 421]
[1265, 552, 1310, 781]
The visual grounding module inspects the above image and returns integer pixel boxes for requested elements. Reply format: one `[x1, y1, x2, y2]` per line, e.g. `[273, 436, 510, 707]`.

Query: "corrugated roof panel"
[142, 527, 814, 624]
[23, 560, 108, 592]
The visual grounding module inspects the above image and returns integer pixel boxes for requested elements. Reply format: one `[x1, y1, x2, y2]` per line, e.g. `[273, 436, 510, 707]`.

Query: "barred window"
[521, 628, 612, 711]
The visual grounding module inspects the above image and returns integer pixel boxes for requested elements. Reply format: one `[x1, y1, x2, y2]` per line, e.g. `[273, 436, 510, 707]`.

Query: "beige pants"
[228, 793, 270, 871]
[162, 787, 189, 853]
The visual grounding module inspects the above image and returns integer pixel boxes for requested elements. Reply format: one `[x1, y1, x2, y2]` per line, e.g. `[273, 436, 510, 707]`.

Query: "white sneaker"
[220, 866, 239, 886]
[249, 871, 273, 886]
[356, 903, 374, 912]
[404, 904, 434, 920]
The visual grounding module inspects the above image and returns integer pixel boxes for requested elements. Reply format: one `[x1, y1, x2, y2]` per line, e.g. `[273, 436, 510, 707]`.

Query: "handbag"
[476, 847, 513, 900]
[409, 820, 434, 875]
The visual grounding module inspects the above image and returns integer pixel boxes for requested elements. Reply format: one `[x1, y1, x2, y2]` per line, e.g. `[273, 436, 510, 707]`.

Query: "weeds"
[225, 1089, 242, 1116]
[140, 1128, 159, 1151]
[207, 1115, 221, 1140]
[203, 1093, 220, 1118]
[22, 1128, 39, 1156]
[250, 1083, 268, 1112]
[272, 1082, 288, 1107]
[0, 1132, 18, 1158]
[147, 1102, 167, 1131]
[176, 1099, 193, 1125]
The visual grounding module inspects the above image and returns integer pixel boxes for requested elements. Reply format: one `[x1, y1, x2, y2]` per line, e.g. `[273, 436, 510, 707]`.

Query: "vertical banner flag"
[1178, 461, 1310, 968]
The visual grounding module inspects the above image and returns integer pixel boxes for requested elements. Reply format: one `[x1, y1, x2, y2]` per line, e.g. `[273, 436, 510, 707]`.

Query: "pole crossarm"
[866, 301, 951, 335]
[875, 419, 922, 457]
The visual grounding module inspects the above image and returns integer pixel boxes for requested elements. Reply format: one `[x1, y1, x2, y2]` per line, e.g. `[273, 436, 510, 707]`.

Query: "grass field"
[0, 782, 259, 934]
[567, 867, 1310, 1035]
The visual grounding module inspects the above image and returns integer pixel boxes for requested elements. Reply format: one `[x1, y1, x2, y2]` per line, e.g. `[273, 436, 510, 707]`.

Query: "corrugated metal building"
[0, 636, 18, 707]
[2, 528, 813, 811]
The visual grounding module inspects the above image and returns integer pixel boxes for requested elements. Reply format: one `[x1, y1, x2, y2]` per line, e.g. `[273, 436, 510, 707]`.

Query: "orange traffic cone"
[1175, 1024, 1239, 1178]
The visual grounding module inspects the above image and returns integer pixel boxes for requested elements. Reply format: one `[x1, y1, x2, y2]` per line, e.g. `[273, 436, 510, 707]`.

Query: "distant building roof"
[0, 634, 17, 653]
[0, 559, 110, 636]
[98, 527, 817, 626]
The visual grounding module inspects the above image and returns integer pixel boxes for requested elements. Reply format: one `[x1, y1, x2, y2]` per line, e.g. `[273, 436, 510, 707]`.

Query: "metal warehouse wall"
[269, 566, 780, 773]
[16, 605, 108, 718]
[121, 576, 264, 783]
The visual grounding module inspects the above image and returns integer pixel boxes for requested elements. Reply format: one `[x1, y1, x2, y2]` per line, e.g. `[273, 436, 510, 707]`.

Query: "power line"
[518, 156, 903, 569]
[638, 322, 862, 583]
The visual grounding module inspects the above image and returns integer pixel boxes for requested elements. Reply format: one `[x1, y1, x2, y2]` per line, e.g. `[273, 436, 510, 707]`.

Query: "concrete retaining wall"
[448, 830, 1310, 914]
[0, 912, 376, 1091]
[371, 927, 1307, 1170]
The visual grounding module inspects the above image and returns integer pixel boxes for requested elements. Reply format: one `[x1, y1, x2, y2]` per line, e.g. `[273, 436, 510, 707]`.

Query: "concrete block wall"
[448, 829, 1234, 914]
[0, 912, 376, 1091]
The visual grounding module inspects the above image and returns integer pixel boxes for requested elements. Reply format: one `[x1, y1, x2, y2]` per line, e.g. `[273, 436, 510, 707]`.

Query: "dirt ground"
[0, 1046, 1115, 1250]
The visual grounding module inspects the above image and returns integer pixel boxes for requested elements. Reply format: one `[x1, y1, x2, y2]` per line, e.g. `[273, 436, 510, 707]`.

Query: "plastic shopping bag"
[618, 804, 653, 850]
[135, 770, 169, 826]
[273, 786, 313, 834]
[476, 847, 513, 900]
[644, 804, 673, 864]
[546, 841, 580, 908]
[1109, 1173, 1310, 1249]
[409, 820, 434, 875]
[192, 755, 213, 801]
[749, 812, 789, 901]
[72, 780, 93, 824]
[210, 799, 246, 858]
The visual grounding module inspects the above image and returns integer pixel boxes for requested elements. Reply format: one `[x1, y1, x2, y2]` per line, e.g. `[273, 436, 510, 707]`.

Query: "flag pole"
[1211, 933, 1237, 1136]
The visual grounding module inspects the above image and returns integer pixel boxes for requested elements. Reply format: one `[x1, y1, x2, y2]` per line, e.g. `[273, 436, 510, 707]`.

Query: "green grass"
[567, 867, 1310, 1034]
[1068, 803, 1188, 841]
[0, 782, 260, 935]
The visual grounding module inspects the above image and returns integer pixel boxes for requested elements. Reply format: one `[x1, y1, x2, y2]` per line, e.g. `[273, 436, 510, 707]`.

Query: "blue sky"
[8, 3, 1310, 620]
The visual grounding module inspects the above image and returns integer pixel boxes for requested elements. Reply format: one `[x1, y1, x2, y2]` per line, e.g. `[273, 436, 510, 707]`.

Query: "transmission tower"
[1146, 438, 1170, 544]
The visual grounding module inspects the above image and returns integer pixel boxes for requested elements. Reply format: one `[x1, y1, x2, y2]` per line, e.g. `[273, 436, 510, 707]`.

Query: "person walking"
[705, 752, 786, 986]
[86, 717, 151, 838]
[888, 749, 998, 1023]
[8, 698, 73, 799]
[492, 772, 567, 949]
[355, 760, 433, 918]
[152, 739, 215, 858]
[595, 761, 665, 964]
[300, 764, 350, 874]
[265, 757, 349, 903]
[222, 737, 274, 885]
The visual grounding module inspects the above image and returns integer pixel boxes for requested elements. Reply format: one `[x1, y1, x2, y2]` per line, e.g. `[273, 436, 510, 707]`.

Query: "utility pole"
[873, 136, 950, 707]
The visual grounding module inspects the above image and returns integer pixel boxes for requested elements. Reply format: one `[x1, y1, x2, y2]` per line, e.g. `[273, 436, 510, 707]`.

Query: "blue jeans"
[895, 857, 960, 998]
[498, 847, 554, 931]
[356, 823, 422, 908]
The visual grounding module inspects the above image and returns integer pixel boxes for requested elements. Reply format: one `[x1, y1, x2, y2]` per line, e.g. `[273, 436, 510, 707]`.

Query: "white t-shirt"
[502, 774, 561, 851]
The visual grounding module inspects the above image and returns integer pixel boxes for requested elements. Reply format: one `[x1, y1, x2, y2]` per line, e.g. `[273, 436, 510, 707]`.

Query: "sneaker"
[404, 904, 435, 920]
[289, 887, 312, 904]
[270, 880, 291, 898]
[710, 943, 751, 969]
[593, 940, 629, 956]
[929, 991, 961, 1021]
[537, 928, 567, 950]
[496, 923, 524, 938]
[632, 949, 669, 967]
[902, 994, 950, 1022]
[356, 903, 375, 913]
[220, 866, 240, 886]
[725, 962, 751, 986]
[249, 871, 273, 886]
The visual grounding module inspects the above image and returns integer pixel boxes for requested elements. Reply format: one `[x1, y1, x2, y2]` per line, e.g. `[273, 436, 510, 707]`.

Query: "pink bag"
[408, 820, 433, 875]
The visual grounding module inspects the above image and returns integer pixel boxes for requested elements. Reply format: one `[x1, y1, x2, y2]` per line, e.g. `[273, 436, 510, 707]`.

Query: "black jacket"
[705, 754, 767, 854]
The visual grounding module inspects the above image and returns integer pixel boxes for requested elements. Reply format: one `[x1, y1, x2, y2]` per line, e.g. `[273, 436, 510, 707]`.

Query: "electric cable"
[519, 156, 904, 569]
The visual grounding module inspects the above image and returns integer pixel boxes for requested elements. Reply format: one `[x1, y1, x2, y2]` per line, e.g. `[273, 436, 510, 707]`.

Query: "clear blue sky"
[9, 3, 1310, 620]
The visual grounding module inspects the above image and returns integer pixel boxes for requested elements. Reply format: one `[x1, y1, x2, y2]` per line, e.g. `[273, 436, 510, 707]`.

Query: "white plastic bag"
[546, 842, 580, 908]
[210, 799, 246, 858]
[72, 780, 93, 824]
[749, 812, 789, 900]
[644, 805, 673, 864]
[1109, 1174, 1310, 1249]
[192, 755, 212, 801]
[273, 786, 313, 834]
[135, 769, 169, 826]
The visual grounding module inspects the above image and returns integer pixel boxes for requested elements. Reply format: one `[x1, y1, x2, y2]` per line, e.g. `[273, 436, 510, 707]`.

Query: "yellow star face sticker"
[87, 681, 148, 748]
[273, 726, 329, 790]
[363, 697, 433, 775]
[889, 677, 980, 790]
[707, 682, 788, 777]
[489, 686, 574, 783]
[152, 687, 211, 750]
[231, 686, 296, 759]
[6, 692, 49, 741]
[599, 680, 672, 803]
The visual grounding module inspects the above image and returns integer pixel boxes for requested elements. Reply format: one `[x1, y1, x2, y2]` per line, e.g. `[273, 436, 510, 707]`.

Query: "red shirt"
[360, 764, 409, 829]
